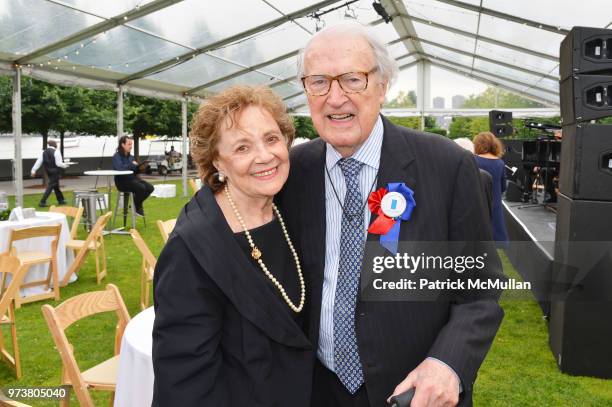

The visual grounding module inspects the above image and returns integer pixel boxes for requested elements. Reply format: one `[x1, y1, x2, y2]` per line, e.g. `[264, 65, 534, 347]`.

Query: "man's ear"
[379, 80, 389, 105]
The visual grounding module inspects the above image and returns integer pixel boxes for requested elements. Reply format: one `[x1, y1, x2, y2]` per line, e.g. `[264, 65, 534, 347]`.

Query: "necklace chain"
[224, 184, 305, 313]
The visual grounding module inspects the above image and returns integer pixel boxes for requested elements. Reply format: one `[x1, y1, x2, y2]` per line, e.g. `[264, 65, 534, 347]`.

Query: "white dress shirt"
[318, 116, 383, 371]
[31, 146, 68, 173]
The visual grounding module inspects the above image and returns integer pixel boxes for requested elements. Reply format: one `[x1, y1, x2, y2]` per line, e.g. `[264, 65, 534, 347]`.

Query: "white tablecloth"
[115, 307, 155, 407]
[151, 184, 176, 198]
[83, 170, 133, 177]
[0, 211, 76, 297]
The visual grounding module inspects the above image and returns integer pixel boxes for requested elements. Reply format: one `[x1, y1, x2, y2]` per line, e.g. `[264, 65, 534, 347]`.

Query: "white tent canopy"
[2, 0, 609, 204]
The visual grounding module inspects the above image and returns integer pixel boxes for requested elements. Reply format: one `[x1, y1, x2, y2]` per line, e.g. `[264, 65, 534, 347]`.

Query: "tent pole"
[181, 99, 188, 198]
[12, 66, 23, 207]
[117, 86, 124, 140]
[417, 60, 430, 131]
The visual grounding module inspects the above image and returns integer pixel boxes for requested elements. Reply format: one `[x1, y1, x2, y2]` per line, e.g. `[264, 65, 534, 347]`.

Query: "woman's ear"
[212, 159, 222, 174]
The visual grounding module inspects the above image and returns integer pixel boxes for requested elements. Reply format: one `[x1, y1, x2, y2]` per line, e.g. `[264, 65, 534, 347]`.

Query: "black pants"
[41, 171, 64, 204]
[115, 177, 154, 211]
[312, 359, 371, 407]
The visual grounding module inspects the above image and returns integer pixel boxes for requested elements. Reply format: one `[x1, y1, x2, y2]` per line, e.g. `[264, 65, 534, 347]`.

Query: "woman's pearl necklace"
[224, 184, 305, 313]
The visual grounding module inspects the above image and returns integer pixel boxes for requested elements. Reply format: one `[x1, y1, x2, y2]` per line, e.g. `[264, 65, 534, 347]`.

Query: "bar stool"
[75, 191, 106, 231]
[112, 191, 145, 230]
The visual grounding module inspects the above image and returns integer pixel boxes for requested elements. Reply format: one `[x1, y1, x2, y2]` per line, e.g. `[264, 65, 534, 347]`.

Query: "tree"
[385, 90, 417, 108]
[125, 95, 198, 159]
[20, 78, 67, 148]
[0, 76, 12, 133]
[76, 89, 116, 136]
[386, 116, 421, 129]
[448, 117, 490, 139]
[293, 116, 318, 140]
[463, 87, 545, 108]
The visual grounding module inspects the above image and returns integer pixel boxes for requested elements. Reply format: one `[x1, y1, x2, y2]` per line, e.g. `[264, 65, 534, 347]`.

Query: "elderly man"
[280, 23, 504, 407]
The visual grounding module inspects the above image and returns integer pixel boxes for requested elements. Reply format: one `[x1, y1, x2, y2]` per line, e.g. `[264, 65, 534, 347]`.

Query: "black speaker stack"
[551, 26, 612, 378]
[489, 110, 513, 137]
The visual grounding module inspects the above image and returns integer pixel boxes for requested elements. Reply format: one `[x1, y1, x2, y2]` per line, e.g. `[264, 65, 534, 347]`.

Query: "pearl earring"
[217, 172, 226, 183]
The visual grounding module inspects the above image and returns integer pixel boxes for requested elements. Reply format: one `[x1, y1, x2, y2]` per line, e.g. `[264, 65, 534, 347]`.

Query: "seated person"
[112, 136, 154, 216]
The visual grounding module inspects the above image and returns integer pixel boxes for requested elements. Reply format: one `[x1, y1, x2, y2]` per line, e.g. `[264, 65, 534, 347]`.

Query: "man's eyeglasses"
[301, 68, 378, 96]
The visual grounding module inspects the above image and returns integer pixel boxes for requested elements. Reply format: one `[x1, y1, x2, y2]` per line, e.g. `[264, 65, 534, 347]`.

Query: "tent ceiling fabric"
[1, 0, 608, 106]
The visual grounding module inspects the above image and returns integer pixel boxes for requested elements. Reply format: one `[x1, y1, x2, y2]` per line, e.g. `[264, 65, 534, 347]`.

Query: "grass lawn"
[1, 180, 611, 406]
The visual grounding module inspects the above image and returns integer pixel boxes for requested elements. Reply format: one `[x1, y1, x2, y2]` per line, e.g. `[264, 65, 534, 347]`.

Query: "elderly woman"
[152, 86, 312, 406]
[473, 131, 509, 245]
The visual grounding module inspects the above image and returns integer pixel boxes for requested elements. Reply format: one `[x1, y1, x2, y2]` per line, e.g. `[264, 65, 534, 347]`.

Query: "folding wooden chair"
[0, 396, 32, 407]
[49, 206, 84, 240]
[0, 254, 28, 379]
[129, 229, 157, 310]
[61, 212, 112, 287]
[42, 284, 130, 407]
[156, 218, 176, 243]
[5, 224, 61, 308]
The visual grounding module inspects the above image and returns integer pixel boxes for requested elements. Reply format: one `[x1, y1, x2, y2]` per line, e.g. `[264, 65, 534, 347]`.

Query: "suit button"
[360, 312, 366, 317]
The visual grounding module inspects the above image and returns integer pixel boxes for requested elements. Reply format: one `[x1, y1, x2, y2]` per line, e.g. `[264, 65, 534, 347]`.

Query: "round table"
[115, 307, 155, 407]
[0, 211, 76, 297]
[84, 170, 132, 233]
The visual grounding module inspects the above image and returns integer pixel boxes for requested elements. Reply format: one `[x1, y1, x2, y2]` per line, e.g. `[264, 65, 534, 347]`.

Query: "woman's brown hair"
[473, 131, 504, 158]
[189, 85, 295, 192]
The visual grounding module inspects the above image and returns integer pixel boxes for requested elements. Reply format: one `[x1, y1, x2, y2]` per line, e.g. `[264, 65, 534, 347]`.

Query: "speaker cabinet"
[489, 110, 513, 136]
[505, 180, 523, 202]
[550, 194, 612, 377]
[560, 74, 612, 124]
[491, 124, 513, 138]
[560, 26, 612, 81]
[489, 110, 512, 123]
[559, 124, 612, 200]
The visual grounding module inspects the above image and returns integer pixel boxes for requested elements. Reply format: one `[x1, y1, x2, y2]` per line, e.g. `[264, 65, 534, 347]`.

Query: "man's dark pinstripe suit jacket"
[279, 115, 505, 407]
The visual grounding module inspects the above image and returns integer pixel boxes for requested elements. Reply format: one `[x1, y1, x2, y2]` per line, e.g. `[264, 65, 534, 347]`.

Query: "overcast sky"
[388, 65, 488, 107]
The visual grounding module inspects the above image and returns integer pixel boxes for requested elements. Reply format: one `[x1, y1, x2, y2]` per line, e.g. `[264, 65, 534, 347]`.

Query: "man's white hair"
[297, 22, 399, 90]
[454, 137, 475, 153]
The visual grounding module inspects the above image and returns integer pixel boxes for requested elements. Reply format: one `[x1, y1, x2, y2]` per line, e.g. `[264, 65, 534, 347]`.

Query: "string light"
[25, 2, 296, 80]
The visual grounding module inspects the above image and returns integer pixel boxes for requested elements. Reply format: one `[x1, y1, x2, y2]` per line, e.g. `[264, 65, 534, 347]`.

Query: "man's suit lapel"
[368, 116, 418, 242]
[376, 115, 417, 191]
[176, 187, 310, 350]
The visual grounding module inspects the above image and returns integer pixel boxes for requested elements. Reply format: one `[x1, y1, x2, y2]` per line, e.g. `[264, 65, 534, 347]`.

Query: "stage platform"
[503, 199, 557, 316]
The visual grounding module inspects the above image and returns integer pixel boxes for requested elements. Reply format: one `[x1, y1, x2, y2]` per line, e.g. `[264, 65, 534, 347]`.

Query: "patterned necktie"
[333, 157, 365, 394]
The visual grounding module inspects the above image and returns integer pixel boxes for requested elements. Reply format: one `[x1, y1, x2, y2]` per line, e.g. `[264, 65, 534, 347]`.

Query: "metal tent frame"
[2, 0, 605, 205]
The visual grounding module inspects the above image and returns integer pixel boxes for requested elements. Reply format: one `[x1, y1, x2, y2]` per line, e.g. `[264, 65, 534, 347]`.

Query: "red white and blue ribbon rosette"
[367, 182, 415, 254]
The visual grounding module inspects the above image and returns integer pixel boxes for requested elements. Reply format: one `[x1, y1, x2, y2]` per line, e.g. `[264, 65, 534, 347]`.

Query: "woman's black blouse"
[233, 217, 304, 327]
